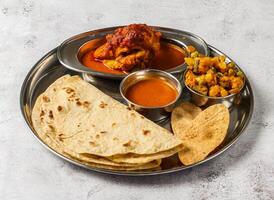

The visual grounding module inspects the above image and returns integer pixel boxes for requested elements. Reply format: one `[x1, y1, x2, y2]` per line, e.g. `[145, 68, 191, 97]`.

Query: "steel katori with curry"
[184, 48, 244, 98]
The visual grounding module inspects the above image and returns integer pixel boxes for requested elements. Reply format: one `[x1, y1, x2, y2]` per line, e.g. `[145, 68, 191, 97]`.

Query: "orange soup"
[125, 78, 178, 107]
[80, 42, 185, 74]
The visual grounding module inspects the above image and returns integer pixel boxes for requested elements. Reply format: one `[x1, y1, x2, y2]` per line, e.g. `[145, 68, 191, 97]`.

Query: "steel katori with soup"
[125, 77, 178, 107]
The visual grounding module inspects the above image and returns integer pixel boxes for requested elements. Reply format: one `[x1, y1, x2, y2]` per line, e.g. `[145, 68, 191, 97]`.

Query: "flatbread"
[32, 75, 182, 169]
[172, 104, 229, 165]
[171, 102, 202, 137]
[47, 132, 155, 167]
[39, 124, 161, 170]
[107, 145, 183, 164]
[78, 158, 161, 171]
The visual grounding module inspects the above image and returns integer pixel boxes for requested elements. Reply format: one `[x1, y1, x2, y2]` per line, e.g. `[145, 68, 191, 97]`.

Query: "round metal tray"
[57, 26, 209, 79]
[20, 45, 254, 176]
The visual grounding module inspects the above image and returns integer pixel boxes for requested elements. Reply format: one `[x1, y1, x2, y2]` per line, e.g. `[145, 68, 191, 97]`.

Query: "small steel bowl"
[120, 69, 182, 122]
[183, 68, 246, 108]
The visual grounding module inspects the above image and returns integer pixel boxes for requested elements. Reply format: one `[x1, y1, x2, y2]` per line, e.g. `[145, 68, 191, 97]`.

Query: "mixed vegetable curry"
[184, 47, 245, 97]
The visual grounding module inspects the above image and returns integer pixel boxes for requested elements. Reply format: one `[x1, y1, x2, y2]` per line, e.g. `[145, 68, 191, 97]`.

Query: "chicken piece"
[93, 43, 113, 59]
[103, 49, 152, 70]
[94, 24, 161, 71]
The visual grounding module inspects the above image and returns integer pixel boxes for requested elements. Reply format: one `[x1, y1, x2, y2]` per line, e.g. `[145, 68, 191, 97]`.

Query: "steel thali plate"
[20, 45, 254, 176]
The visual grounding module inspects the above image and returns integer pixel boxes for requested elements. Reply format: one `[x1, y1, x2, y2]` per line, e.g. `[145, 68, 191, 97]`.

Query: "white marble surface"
[0, 0, 274, 199]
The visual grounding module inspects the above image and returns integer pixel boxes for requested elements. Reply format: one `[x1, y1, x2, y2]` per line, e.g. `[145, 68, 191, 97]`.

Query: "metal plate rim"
[20, 45, 254, 176]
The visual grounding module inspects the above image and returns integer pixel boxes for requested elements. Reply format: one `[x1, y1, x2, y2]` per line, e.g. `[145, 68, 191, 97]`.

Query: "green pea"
[217, 72, 223, 77]
[237, 71, 244, 78]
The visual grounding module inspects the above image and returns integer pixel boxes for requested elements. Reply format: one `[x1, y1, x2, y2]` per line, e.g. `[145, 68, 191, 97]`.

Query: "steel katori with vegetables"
[184, 50, 245, 97]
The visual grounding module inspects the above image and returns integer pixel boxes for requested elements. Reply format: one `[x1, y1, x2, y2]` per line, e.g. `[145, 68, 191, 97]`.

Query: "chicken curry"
[79, 24, 185, 74]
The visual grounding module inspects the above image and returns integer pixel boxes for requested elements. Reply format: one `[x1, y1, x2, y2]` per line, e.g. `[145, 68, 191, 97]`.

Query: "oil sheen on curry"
[79, 24, 185, 74]
[125, 78, 178, 107]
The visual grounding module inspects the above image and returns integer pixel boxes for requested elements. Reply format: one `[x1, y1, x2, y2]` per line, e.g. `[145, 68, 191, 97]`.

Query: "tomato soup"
[80, 42, 185, 74]
[125, 78, 178, 107]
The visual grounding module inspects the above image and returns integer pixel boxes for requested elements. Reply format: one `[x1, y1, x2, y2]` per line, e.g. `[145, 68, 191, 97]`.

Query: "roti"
[31, 75, 183, 169]
[46, 131, 156, 167]
[172, 104, 229, 165]
[42, 132, 161, 170]
[107, 145, 183, 164]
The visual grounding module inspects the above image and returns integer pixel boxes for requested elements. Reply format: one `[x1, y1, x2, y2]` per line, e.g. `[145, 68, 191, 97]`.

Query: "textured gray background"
[0, 0, 274, 199]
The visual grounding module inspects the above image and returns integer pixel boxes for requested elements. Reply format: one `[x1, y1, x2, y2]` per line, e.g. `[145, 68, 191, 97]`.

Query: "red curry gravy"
[125, 78, 178, 107]
[80, 42, 185, 74]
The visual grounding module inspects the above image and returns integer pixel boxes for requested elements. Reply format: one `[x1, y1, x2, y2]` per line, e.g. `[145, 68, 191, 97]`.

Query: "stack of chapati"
[32, 75, 183, 170]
